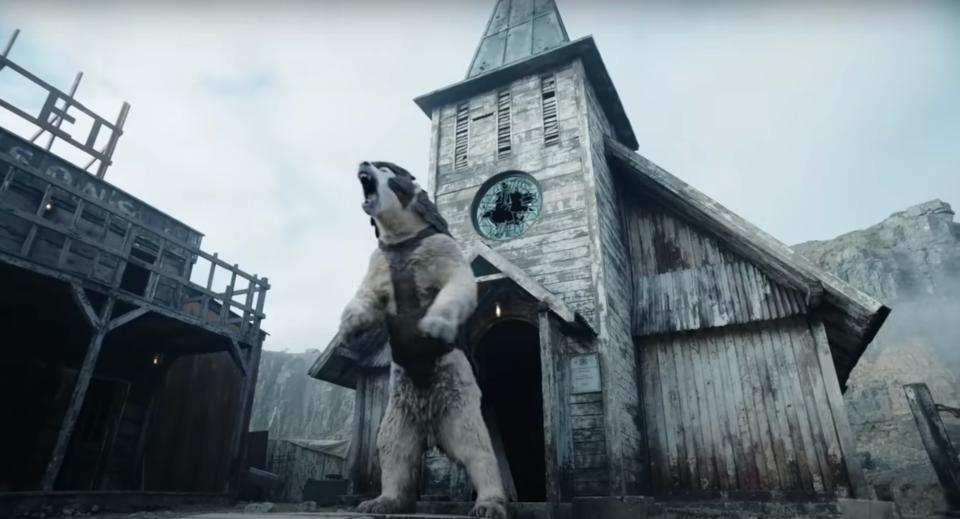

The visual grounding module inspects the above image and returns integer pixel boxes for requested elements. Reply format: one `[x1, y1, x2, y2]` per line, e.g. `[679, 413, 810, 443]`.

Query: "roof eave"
[415, 36, 638, 151]
[308, 337, 359, 389]
[466, 242, 596, 336]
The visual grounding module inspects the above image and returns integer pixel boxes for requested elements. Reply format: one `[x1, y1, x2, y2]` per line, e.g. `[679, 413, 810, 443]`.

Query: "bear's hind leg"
[356, 398, 424, 514]
[435, 359, 507, 519]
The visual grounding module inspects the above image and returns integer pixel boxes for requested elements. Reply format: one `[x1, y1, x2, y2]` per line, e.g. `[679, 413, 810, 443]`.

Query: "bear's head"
[357, 161, 449, 241]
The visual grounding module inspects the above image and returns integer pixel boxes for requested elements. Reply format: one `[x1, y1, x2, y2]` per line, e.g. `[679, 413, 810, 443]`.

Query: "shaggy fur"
[340, 161, 507, 518]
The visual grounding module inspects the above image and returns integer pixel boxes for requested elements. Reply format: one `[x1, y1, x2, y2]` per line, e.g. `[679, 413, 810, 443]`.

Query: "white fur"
[341, 163, 506, 518]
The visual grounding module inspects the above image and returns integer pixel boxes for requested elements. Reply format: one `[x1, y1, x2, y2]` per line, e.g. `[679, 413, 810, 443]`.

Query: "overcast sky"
[1, 1, 957, 353]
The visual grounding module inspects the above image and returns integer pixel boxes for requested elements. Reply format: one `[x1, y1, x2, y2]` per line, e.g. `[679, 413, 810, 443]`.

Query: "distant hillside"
[250, 350, 354, 441]
[795, 199, 960, 516]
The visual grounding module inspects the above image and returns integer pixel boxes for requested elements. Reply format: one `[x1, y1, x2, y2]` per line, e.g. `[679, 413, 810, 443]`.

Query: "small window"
[454, 103, 470, 169]
[496, 90, 512, 156]
[540, 74, 559, 146]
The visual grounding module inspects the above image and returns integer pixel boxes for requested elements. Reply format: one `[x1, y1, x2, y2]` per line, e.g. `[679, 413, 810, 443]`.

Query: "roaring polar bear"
[339, 161, 506, 518]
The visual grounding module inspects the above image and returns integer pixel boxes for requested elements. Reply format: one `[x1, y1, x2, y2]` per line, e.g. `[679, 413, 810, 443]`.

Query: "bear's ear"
[370, 218, 380, 239]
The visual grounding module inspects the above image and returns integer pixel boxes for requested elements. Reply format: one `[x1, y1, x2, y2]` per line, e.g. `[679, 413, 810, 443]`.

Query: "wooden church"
[311, 0, 890, 509]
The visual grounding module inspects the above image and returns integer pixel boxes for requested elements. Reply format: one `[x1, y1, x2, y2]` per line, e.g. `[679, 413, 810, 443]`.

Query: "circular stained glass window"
[472, 172, 542, 241]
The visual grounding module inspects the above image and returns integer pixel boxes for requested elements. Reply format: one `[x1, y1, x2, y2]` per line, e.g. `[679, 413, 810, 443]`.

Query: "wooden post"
[539, 310, 571, 509]
[904, 383, 960, 510]
[809, 317, 873, 499]
[42, 295, 115, 491]
[227, 337, 262, 495]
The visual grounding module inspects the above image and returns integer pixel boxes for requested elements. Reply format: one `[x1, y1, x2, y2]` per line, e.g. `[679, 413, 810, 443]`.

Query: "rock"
[295, 501, 318, 512]
[250, 350, 354, 441]
[243, 502, 277, 514]
[795, 199, 960, 516]
[794, 199, 960, 302]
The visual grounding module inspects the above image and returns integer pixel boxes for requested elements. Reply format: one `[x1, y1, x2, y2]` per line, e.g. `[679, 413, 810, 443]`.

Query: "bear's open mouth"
[359, 169, 378, 209]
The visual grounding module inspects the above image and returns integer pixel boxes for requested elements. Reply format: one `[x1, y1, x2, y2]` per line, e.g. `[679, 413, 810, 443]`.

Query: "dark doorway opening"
[476, 320, 545, 502]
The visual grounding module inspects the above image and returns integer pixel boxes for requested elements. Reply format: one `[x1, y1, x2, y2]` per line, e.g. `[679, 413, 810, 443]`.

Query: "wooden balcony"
[0, 127, 269, 346]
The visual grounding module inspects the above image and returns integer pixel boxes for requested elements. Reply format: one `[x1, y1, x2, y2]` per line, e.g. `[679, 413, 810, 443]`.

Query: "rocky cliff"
[250, 350, 354, 441]
[795, 199, 960, 515]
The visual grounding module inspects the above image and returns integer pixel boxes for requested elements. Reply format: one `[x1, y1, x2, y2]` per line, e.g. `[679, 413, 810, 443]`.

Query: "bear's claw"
[356, 495, 414, 514]
[470, 496, 507, 518]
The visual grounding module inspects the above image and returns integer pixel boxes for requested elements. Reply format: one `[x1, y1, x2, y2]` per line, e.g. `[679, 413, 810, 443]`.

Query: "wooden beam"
[70, 282, 100, 329]
[539, 310, 572, 506]
[227, 337, 262, 495]
[475, 273, 508, 284]
[466, 243, 583, 329]
[904, 383, 960, 510]
[42, 296, 115, 491]
[228, 339, 248, 376]
[0, 250, 256, 344]
[809, 316, 873, 499]
[107, 307, 149, 332]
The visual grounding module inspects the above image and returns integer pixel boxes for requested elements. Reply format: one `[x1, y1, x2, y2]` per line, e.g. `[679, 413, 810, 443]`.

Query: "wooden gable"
[625, 195, 808, 337]
[605, 137, 889, 387]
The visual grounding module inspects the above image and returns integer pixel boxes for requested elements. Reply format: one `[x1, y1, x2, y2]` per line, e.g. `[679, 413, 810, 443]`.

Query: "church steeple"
[467, 0, 570, 78]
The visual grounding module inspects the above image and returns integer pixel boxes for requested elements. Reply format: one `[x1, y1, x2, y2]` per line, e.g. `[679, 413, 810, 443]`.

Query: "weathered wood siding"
[432, 62, 600, 327]
[561, 334, 609, 497]
[577, 62, 644, 495]
[640, 316, 851, 497]
[266, 440, 345, 502]
[346, 368, 389, 496]
[430, 57, 647, 498]
[625, 196, 807, 336]
[569, 391, 608, 495]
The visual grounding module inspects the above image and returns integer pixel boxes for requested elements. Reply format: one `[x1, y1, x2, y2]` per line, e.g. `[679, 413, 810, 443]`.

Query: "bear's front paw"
[471, 496, 507, 518]
[340, 306, 375, 339]
[356, 495, 414, 514]
[419, 314, 458, 343]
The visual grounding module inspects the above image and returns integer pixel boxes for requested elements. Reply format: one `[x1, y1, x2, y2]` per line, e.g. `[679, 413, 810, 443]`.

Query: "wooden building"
[0, 34, 269, 497]
[310, 0, 890, 509]
[266, 439, 348, 503]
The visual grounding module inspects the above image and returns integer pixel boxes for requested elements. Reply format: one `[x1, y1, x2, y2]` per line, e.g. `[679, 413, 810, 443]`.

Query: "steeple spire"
[467, 0, 570, 78]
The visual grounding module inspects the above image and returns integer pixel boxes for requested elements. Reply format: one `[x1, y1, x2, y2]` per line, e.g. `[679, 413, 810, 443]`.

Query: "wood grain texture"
[607, 137, 889, 387]
[624, 198, 807, 337]
[639, 317, 853, 498]
[809, 317, 871, 498]
[346, 368, 390, 497]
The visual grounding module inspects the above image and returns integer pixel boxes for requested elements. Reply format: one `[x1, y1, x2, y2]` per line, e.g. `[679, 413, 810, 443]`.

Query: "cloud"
[1, 1, 957, 352]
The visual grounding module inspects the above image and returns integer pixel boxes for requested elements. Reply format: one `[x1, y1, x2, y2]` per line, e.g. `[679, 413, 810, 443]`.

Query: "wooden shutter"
[541, 75, 559, 146]
[454, 103, 470, 169]
[496, 90, 512, 156]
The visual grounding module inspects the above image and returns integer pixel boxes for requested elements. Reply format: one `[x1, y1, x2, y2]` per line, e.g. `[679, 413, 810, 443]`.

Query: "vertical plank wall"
[640, 316, 851, 497]
[347, 368, 390, 496]
[624, 199, 807, 337]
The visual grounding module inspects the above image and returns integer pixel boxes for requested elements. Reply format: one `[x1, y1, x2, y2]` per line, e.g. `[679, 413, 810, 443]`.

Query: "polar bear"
[339, 161, 506, 518]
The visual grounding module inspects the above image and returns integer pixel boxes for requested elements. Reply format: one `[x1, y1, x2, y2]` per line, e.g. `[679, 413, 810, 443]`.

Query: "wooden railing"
[0, 149, 269, 344]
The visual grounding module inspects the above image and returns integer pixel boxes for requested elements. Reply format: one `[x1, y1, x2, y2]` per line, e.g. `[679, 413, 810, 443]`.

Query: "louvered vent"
[496, 91, 512, 156]
[454, 103, 470, 169]
[541, 75, 559, 146]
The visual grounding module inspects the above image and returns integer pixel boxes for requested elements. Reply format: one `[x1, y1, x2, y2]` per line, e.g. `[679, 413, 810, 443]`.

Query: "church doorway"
[475, 320, 546, 502]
